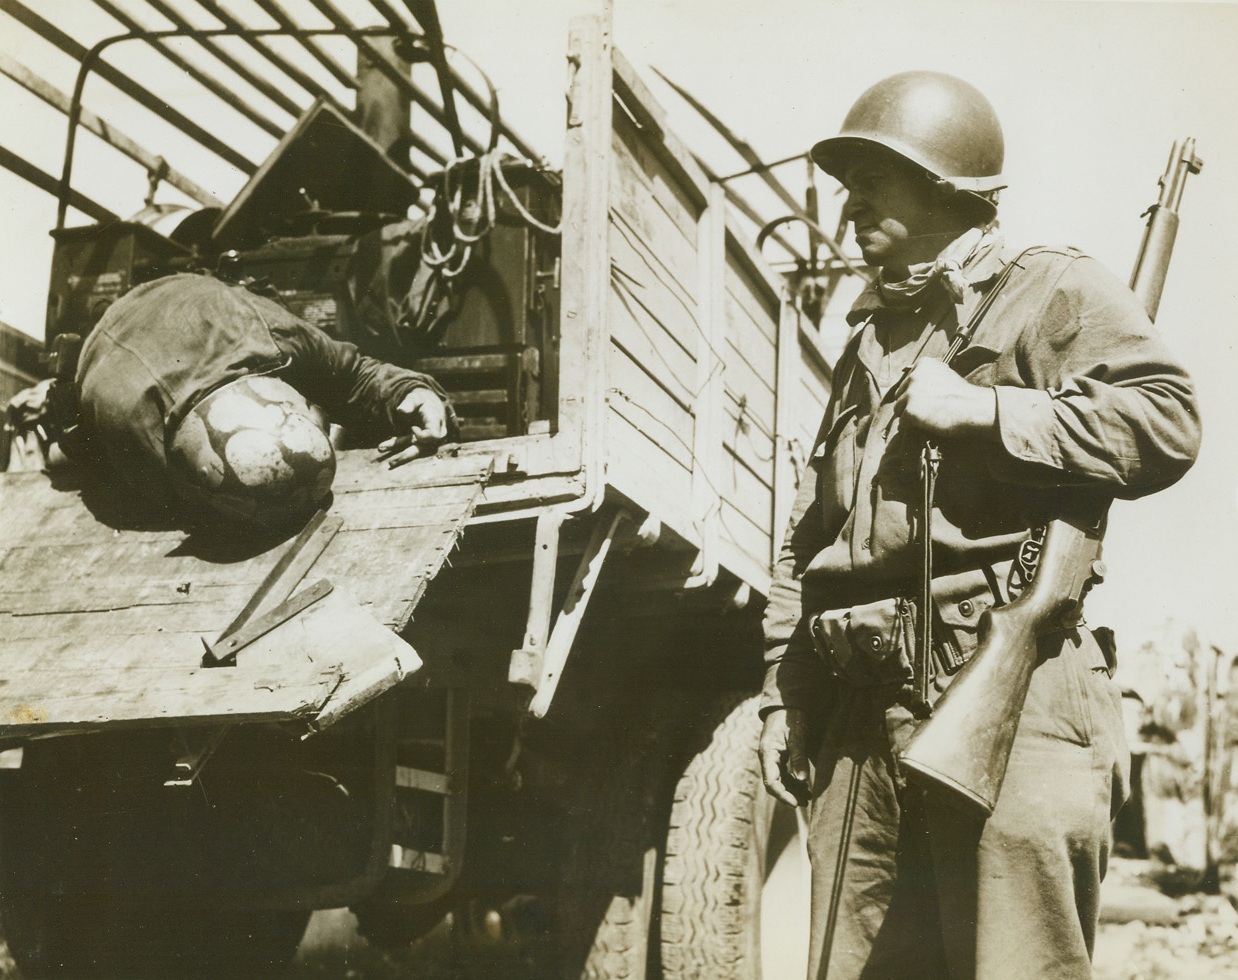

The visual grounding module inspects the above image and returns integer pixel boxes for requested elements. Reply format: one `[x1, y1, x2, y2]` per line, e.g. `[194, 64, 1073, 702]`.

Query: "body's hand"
[378, 387, 450, 468]
[759, 707, 810, 807]
[893, 358, 997, 438]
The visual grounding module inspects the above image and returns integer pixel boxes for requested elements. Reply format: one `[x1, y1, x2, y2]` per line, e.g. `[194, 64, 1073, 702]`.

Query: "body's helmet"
[811, 71, 1005, 217]
[168, 375, 335, 528]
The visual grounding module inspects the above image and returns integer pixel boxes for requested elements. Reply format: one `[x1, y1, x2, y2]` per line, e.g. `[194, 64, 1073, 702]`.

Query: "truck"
[0, 2, 852, 977]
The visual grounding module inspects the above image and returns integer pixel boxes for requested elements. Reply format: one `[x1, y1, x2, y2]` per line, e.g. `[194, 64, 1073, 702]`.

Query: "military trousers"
[803, 627, 1129, 980]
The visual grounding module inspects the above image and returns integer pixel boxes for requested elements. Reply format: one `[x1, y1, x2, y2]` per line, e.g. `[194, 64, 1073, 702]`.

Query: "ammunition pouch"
[809, 597, 913, 686]
[809, 567, 1006, 688]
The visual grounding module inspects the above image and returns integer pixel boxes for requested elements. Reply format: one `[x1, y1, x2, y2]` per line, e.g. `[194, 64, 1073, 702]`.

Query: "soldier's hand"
[892, 358, 996, 438]
[379, 387, 449, 468]
[759, 707, 810, 807]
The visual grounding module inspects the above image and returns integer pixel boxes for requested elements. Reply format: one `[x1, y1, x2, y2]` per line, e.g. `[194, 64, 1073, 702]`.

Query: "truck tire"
[548, 706, 677, 980]
[659, 693, 808, 980]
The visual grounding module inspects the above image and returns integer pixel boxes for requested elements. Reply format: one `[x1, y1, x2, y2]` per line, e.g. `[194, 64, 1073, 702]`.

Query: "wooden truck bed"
[0, 453, 492, 735]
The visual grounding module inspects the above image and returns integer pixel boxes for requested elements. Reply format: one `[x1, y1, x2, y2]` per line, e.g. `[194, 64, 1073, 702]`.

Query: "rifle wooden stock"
[900, 516, 1106, 814]
[899, 138, 1200, 815]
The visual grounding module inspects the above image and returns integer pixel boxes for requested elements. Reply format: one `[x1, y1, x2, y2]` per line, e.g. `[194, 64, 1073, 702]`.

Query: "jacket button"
[868, 635, 883, 652]
[861, 537, 871, 550]
[811, 617, 825, 637]
[959, 599, 975, 617]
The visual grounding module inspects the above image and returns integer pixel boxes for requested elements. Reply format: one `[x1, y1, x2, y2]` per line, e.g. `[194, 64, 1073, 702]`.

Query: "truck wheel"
[548, 707, 677, 980]
[659, 693, 809, 980]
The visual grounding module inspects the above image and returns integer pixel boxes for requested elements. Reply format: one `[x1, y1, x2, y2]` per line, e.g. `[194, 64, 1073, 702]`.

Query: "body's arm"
[262, 300, 456, 462]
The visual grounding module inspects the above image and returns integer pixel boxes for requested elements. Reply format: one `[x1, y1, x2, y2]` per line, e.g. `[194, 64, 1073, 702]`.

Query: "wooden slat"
[608, 281, 696, 410]
[604, 407, 692, 535]
[610, 45, 710, 210]
[606, 340, 695, 470]
[0, 583, 417, 734]
[0, 663, 340, 735]
[610, 120, 700, 298]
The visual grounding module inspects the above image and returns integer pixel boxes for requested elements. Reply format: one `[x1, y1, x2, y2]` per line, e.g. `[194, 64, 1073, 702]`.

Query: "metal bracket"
[526, 507, 628, 719]
[201, 578, 333, 666]
[508, 510, 565, 688]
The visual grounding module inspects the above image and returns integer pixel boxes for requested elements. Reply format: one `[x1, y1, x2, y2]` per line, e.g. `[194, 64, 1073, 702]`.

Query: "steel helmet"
[168, 375, 336, 528]
[811, 71, 1005, 214]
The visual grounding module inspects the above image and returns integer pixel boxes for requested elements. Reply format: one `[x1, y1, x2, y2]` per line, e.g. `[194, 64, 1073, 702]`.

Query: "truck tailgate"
[0, 451, 493, 736]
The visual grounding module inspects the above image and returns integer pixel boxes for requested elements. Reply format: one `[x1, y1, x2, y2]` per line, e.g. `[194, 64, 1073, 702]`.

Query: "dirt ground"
[1, 857, 1237, 978]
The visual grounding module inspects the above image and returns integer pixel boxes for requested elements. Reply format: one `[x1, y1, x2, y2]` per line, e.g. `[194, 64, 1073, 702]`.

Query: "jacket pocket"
[812, 406, 859, 516]
[931, 568, 1002, 675]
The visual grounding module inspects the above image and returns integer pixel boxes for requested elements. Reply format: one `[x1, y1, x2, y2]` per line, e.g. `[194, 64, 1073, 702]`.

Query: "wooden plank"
[719, 496, 771, 581]
[609, 215, 700, 385]
[0, 453, 489, 693]
[685, 182, 727, 587]
[0, 664, 339, 735]
[722, 403, 775, 495]
[723, 357, 776, 434]
[0, 581, 247, 618]
[610, 45, 711, 210]
[726, 256, 781, 348]
[0, 630, 210, 673]
[558, 14, 614, 508]
[773, 293, 801, 556]
[725, 212, 788, 308]
[604, 406, 692, 530]
[608, 280, 696, 410]
[0, 586, 415, 735]
[606, 340, 695, 470]
[610, 121, 701, 296]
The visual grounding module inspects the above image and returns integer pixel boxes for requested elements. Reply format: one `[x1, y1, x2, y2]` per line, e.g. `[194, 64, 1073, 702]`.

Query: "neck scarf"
[877, 227, 990, 308]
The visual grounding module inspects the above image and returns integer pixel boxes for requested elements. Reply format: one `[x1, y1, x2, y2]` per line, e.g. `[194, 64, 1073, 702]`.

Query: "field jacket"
[760, 242, 1201, 715]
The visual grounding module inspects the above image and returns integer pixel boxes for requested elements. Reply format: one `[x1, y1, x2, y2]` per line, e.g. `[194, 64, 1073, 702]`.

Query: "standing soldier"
[757, 71, 1201, 979]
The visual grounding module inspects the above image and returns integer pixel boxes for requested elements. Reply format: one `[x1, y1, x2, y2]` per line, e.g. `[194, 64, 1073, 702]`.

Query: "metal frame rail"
[0, 0, 544, 230]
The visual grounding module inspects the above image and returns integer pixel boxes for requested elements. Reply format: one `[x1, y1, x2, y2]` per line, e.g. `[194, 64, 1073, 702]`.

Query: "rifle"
[899, 138, 1204, 815]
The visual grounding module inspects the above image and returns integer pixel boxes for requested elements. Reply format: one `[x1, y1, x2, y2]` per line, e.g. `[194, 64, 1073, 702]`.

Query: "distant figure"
[71, 272, 453, 529]
[757, 72, 1201, 979]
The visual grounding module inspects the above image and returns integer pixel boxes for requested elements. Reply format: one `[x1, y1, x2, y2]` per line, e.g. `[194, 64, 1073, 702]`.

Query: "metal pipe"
[91, 0, 286, 137]
[0, 50, 222, 208]
[192, 0, 348, 110]
[139, 0, 301, 118]
[0, 145, 117, 224]
[401, 0, 464, 157]
[195, 0, 446, 168]
[251, 0, 356, 90]
[305, 0, 484, 157]
[2, 0, 257, 177]
[394, 0, 542, 161]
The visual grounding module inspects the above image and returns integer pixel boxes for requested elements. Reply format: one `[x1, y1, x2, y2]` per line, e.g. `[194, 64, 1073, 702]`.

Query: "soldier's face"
[840, 153, 961, 276]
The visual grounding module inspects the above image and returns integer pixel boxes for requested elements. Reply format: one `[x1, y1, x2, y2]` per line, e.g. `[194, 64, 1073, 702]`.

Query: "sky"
[1, 0, 1236, 654]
